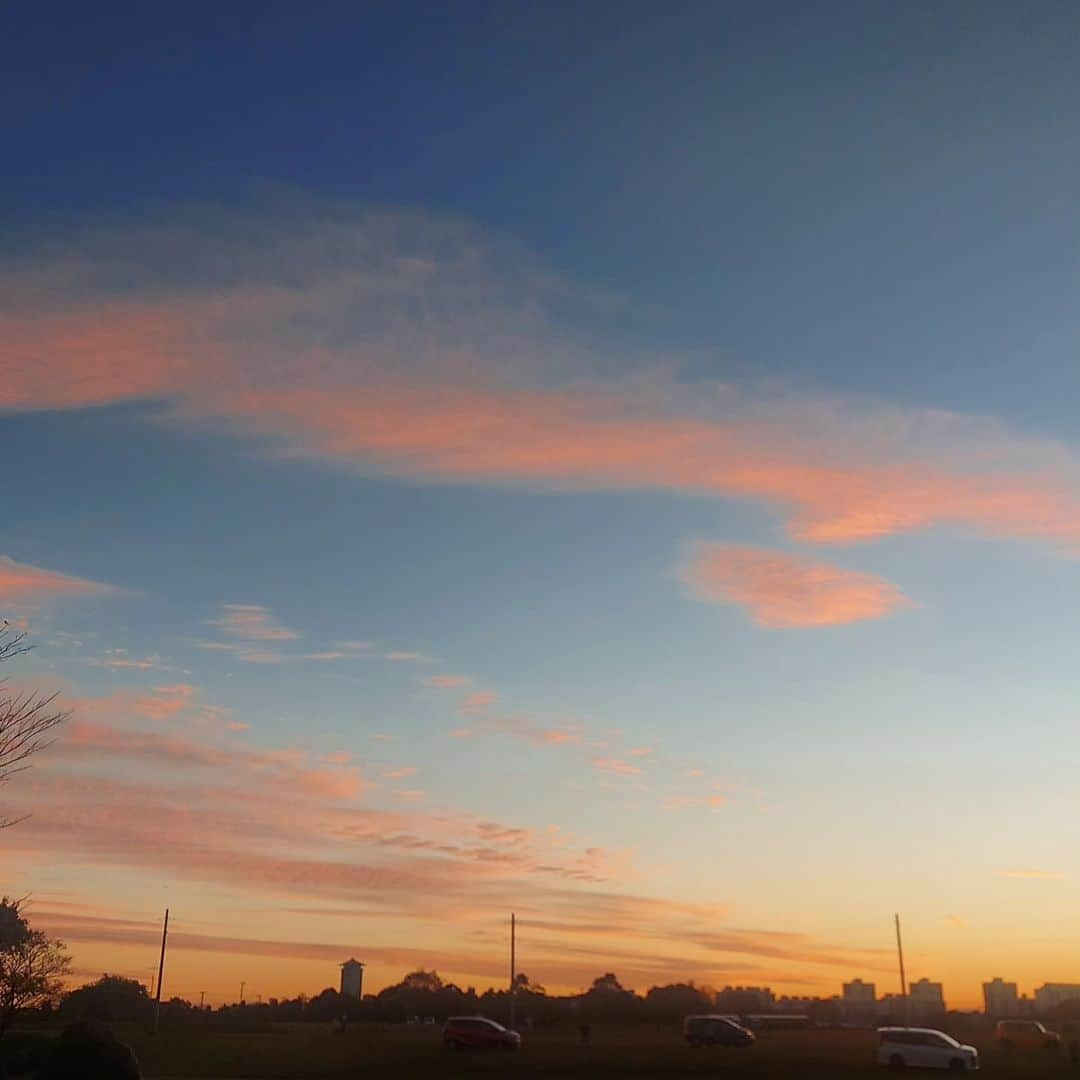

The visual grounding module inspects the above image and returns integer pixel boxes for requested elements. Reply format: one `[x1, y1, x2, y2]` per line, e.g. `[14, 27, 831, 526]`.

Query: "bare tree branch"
[0, 623, 68, 829]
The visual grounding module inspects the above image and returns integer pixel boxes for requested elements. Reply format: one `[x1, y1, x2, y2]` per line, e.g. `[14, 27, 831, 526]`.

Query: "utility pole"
[894, 913, 908, 1026]
[240, 981, 246, 1005]
[152, 908, 169, 1034]
[199, 991, 206, 1010]
[509, 912, 517, 1032]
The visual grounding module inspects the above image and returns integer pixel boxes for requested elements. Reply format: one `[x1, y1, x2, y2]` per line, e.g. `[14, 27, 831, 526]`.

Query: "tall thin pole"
[152, 908, 169, 1034]
[509, 912, 517, 1032]
[199, 990, 206, 1010]
[240, 981, 246, 1005]
[894, 913, 908, 1024]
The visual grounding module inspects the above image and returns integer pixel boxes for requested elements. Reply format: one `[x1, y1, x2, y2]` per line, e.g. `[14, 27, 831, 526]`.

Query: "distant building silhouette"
[842, 979, 876, 1022]
[339, 959, 364, 1000]
[983, 977, 1018, 1018]
[1034, 983, 1080, 1014]
[908, 978, 945, 1022]
[877, 993, 906, 1023]
[715, 985, 775, 1012]
[774, 994, 840, 1023]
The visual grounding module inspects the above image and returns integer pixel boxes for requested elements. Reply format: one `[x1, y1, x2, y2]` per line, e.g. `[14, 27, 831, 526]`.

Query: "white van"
[877, 1027, 978, 1071]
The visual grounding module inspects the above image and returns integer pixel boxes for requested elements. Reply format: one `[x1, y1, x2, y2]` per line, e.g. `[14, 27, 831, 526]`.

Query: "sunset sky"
[5, 2, 1080, 1009]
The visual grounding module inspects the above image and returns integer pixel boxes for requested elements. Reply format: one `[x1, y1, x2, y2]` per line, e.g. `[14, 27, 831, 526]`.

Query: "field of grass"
[76, 1022, 1080, 1078]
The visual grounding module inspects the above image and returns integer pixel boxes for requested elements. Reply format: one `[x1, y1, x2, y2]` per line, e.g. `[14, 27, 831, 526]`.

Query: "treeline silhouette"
[41, 971, 727, 1029]
[29, 972, 1080, 1034]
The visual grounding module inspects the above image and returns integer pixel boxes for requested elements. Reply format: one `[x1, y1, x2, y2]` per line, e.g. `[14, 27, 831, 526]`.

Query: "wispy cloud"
[65, 683, 199, 725]
[591, 758, 644, 777]
[385, 651, 437, 663]
[213, 604, 298, 642]
[661, 794, 726, 811]
[680, 543, 911, 628]
[383, 767, 418, 779]
[58, 717, 361, 800]
[91, 650, 168, 671]
[422, 674, 471, 689]
[460, 689, 498, 713]
[9, 208, 1080, 559]
[0, 555, 114, 605]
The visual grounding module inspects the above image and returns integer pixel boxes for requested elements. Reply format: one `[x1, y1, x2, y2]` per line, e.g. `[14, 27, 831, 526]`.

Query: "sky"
[4, 1, 1080, 1009]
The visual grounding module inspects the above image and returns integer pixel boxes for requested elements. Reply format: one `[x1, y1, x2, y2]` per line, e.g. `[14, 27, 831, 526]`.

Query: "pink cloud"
[0, 555, 113, 604]
[8, 216, 1080, 557]
[422, 674, 471, 689]
[320, 751, 353, 765]
[65, 683, 198, 724]
[591, 758, 644, 777]
[136, 684, 196, 721]
[680, 543, 911, 628]
[460, 689, 498, 712]
[385, 650, 436, 663]
[58, 716, 363, 801]
[383, 767, 418, 779]
[532, 727, 583, 746]
[213, 604, 298, 642]
[94, 654, 162, 671]
[292, 768, 362, 801]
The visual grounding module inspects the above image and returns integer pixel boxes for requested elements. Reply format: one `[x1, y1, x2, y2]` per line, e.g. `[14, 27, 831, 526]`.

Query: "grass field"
[63, 1022, 1080, 1078]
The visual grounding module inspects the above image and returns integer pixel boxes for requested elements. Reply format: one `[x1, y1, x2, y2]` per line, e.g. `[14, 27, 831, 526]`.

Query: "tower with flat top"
[340, 958, 364, 999]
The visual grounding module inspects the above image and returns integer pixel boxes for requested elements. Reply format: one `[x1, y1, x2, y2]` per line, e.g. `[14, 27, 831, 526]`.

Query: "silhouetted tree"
[305, 987, 344, 1021]
[580, 972, 644, 1023]
[644, 982, 713, 1024]
[60, 975, 152, 1024]
[0, 899, 70, 1041]
[0, 626, 67, 828]
[0, 901, 29, 952]
[401, 970, 443, 992]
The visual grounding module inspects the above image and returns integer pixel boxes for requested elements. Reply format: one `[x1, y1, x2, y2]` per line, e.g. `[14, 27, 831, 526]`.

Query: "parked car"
[683, 1014, 755, 1047]
[996, 1019, 1061, 1051]
[442, 1016, 521, 1051]
[877, 1027, 979, 1071]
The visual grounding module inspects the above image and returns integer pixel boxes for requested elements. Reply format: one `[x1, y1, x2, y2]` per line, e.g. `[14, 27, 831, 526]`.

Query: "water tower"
[340, 958, 364, 999]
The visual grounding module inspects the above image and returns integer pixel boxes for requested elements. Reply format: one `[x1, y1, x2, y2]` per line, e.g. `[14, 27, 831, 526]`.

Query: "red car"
[442, 1016, 521, 1051]
[996, 1019, 1061, 1051]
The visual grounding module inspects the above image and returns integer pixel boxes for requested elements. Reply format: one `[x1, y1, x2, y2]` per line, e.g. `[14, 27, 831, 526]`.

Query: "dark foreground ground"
[62, 1023, 1080, 1078]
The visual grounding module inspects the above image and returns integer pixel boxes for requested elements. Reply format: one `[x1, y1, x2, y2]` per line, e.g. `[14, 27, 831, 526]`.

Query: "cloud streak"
[0, 555, 114, 605]
[213, 604, 299, 642]
[6, 208, 1080, 555]
[680, 544, 911, 628]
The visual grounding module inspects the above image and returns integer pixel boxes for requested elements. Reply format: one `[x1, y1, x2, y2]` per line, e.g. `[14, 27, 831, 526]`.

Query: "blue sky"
[4, 1, 1080, 1005]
